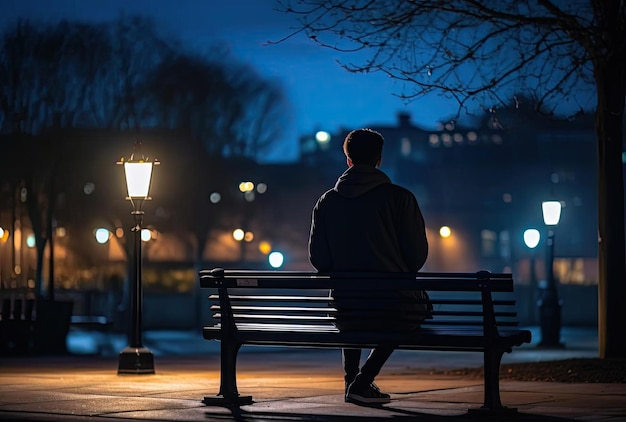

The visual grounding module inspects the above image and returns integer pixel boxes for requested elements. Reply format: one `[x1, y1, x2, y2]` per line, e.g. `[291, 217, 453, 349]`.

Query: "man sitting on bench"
[308, 128, 429, 406]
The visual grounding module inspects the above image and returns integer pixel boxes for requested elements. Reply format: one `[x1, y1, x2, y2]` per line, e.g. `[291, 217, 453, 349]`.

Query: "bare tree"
[143, 53, 288, 160]
[0, 15, 290, 303]
[276, 0, 625, 358]
[0, 19, 46, 134]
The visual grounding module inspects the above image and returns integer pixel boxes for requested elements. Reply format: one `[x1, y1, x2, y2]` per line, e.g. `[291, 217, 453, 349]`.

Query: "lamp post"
[538, 200, 564, 348]
[523, 228, 540, 325]
[117, 140, 157, 374]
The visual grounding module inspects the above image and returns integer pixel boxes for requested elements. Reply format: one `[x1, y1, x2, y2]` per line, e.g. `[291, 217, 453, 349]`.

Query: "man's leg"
[346, 346, 394, 404]
[356, 346, 394, 386]
[343, 348, 361, 389]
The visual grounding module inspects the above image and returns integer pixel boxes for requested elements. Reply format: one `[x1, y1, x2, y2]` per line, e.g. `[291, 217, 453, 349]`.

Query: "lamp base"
[118, 346, 155, 374]
[538, 301, 564, 349]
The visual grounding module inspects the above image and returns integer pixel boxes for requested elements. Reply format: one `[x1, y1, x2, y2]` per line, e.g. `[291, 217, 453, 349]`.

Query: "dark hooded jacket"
[308, 165, 429, 331]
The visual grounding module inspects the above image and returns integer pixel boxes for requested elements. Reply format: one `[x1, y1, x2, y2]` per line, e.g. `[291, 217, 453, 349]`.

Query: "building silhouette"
[299, 109, 598, 285]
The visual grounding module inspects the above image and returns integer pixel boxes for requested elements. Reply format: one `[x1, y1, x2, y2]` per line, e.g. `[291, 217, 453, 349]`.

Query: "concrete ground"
[0, 326, 625, 421]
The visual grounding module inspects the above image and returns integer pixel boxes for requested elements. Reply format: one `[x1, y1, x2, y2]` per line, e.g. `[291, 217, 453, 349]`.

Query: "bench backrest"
[200, 269, 521, 336]
[1, 296, 36, 322]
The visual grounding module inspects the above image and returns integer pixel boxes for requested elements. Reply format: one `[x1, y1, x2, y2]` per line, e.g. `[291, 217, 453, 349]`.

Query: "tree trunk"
[595, 59, 626, 358]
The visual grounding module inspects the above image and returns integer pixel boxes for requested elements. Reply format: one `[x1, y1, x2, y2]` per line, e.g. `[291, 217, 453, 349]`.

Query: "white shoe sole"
[346, 393, 390, 405]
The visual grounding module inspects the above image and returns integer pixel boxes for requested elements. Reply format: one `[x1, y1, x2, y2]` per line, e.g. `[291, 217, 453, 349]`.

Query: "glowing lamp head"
[118, 140, 158, 205]
[542, 201, 562, 226]
[523, 229, 540, 249]
[124, 161, 153, 199]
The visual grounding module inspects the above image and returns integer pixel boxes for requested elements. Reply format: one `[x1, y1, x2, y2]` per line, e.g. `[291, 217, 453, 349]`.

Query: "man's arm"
[398, 193, 428, 272]
[308, 200, 333, 271]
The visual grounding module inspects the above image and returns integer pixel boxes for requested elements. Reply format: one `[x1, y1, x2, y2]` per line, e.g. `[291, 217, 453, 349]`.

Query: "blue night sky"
[0, 0, 459, 161]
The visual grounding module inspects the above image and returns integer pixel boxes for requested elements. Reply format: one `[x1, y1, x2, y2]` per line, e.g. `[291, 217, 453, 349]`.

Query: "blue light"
[268, 251, 284, 268]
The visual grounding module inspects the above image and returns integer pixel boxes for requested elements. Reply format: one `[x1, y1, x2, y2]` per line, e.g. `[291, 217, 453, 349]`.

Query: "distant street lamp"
[523, 228, 540, 325]
[538, 200, 564, 348]
[268, 251, 284, 268]
[117, 140, 158, 374]
[0, 227, 7, 286]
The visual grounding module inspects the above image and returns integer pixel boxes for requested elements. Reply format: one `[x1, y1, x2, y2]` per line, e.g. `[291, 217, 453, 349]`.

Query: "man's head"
[343, 128, 384, 167]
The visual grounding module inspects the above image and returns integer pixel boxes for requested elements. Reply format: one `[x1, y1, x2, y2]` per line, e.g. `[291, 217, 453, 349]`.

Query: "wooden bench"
[0, 296, 74, 355]
[199, 268, 532, 414]
[1, 295, 110, 355]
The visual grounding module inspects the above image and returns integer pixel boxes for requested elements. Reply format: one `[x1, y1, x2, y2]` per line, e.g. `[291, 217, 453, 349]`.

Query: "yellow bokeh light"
[239, 182, 254, 192]
[259, 241, 272, 255]
[439, 226, 452, 238]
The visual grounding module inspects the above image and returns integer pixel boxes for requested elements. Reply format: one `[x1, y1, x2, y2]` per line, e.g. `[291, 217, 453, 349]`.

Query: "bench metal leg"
[203, 341, 253, 406]
[468, 347, 517, 415]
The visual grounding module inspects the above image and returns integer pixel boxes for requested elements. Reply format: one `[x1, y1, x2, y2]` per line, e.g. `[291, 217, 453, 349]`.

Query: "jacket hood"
[333, 165, 391, 198]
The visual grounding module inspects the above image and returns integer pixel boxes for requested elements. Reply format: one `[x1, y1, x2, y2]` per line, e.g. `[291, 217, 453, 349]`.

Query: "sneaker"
[344, 379, 385, 397]
[370, 383, 389, 399]
[346, 382, 391, 405]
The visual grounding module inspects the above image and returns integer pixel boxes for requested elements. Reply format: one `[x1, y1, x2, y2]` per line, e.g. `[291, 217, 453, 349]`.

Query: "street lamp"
[538, 200, 564, 348]
[117, 140, 158, 374]
[523, 228, 540, 325]
[0, 227, 7, 287]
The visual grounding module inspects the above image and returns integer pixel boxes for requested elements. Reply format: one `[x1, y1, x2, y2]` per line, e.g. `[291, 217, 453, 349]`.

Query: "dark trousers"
[343, 346, 395, 386]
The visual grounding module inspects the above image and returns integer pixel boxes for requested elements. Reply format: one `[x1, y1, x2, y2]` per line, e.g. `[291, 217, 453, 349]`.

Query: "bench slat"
[202, 278, 515, 292]
[214, 305, 517, 318]
[210, 295, 332, 302]
[203, 325, 531, 350]
[200, 270, 515, 292]
[211, 295, 515, 306]
[212, 314, 520, 327]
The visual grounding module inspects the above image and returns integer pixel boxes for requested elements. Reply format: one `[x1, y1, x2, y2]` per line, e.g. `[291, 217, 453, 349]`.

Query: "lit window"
[499, 230, 510, 258]
[481, 229, 497, 257]
[401, 138, 411, 156]
[554, 258, 595, 285]
[491, 134, 503, 144]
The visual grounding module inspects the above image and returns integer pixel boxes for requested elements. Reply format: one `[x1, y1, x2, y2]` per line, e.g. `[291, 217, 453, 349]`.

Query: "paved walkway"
[0, 326, 625, 421]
